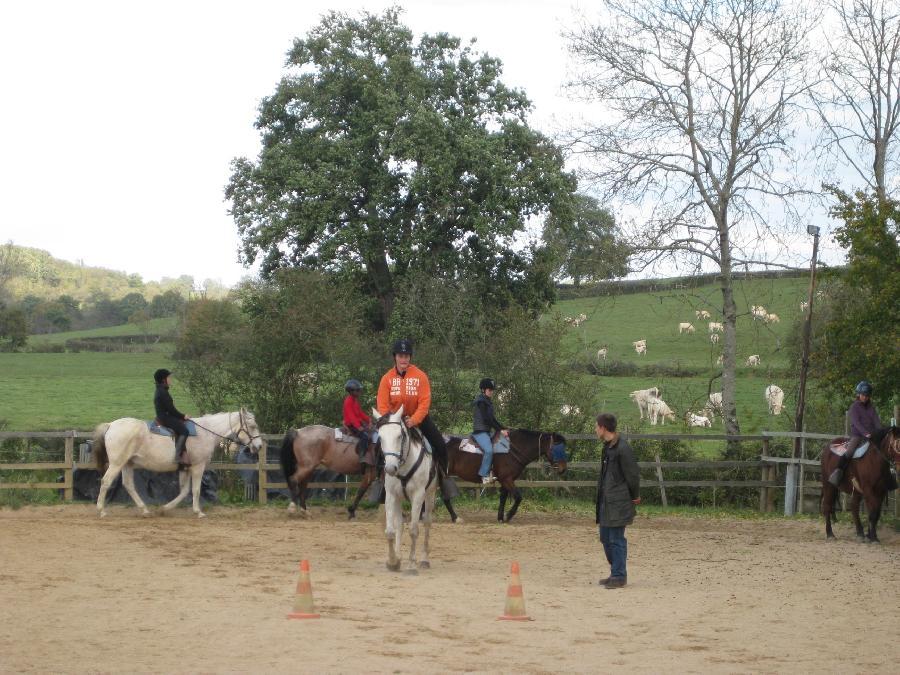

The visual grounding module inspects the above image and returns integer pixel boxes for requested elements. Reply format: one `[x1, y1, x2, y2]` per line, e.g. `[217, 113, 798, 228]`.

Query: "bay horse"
[92, 409, 265, 518]
[376, 407, 437, 572]
[446, 428, 568, 522]
[279, 425, 379, 519]
[820, 426, 900, 541]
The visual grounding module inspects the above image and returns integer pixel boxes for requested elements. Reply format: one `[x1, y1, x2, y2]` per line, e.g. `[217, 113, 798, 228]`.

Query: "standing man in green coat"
[595, 413, 641, 589]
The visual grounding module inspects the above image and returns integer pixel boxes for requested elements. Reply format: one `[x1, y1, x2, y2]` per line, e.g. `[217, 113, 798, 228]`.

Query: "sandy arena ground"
[0, 503, 898, 674]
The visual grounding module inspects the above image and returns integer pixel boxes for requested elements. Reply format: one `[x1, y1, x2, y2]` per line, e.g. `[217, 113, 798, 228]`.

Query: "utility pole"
[785, 225, 820, 517]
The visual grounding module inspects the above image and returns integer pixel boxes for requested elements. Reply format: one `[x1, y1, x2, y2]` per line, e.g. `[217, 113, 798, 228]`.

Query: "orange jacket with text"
[376, 364, 432, 427]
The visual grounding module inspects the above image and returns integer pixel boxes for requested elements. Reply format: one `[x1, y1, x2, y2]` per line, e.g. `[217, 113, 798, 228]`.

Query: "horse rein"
[190, 411, 261, 449]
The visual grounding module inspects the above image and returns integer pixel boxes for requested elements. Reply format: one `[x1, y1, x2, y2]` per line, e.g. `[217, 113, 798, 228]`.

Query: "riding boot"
[174, 434, 189, 471]
[828, 451, 853, 487]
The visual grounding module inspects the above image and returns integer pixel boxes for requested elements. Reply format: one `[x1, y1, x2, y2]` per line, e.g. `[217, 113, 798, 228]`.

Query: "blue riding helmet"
[855, 380, 873, 396]
[345, 379, 363, 392]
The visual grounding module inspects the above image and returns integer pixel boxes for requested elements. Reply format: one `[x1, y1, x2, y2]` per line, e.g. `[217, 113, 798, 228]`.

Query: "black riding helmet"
[855, 380, 873, 396]
[392, 338, 413, 356]
[154, 368, 172, 384]
[479, 377, 496, 391]
[345, 379, 363, 392]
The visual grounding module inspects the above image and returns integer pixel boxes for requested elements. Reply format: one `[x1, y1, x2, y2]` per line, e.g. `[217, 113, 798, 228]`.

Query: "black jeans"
[158, 415, 188, 437]
[418, 415, 448, 473]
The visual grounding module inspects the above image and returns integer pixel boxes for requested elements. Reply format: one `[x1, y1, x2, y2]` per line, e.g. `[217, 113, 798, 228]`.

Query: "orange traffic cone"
[287, 560, 320, 619]
[498, 561, 533, 621]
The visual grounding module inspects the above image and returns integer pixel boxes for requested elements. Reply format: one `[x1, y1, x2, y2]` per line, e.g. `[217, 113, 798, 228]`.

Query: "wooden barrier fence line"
[1, 430, 894, 517]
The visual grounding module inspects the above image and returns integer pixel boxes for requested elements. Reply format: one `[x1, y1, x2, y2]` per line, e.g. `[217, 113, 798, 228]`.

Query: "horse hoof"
[197, 512, 206, 519]
[453, 517, 463, 525]
[386, 561, 401, 572]
[347, 510, 356, 520]
[99, 511, 107, 519]
[141, 510, 151, 517]
[286, 502, 297, 514]
[419, 560, 431, 569]
[404, 567, 419, 576]
[299, 509, 311, 519]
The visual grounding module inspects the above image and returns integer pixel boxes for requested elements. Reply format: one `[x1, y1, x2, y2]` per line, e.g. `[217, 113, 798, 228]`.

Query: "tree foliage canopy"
[227, 8, 576, 326]
[810, 188, 900, 405]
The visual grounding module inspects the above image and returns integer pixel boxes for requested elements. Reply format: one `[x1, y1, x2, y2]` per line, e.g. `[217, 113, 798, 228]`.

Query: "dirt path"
[0, 505, 897, 674]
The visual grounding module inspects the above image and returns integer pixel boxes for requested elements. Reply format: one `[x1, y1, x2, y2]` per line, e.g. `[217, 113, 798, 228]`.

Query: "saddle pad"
[459, 436, 510, 454]
[147, 419, 197, 437]
[829, 440, 869, 459]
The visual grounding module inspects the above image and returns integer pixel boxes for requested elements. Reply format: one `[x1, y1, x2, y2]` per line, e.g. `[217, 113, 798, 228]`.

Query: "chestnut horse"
[279, 425, 379, 519]
[446, 429, 568, 522]
[820, 426, 900, 541]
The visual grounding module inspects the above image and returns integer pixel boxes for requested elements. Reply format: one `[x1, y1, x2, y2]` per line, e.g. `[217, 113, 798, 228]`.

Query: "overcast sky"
[1, 0, 843, 288]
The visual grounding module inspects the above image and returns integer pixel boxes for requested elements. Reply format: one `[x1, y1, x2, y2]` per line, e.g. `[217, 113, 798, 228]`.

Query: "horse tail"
[279, 429, 298, 483]
[93, 423, 110, 473]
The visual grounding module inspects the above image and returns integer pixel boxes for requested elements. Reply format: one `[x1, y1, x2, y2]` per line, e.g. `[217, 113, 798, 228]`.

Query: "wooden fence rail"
[0, 430, 894, 516]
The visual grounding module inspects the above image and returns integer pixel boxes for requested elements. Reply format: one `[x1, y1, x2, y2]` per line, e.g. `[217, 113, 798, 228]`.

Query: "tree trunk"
[718, 218, 741, 439]
[367, 253, 394, 329]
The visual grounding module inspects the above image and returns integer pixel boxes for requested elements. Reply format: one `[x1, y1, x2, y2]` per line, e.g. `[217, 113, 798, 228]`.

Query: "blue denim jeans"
[599, 526, 628, 579]
[473, 431, 493, 477]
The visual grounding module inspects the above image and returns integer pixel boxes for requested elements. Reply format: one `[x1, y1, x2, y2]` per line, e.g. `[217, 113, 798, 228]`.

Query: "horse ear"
[371, 407, 380, 420]
[240, 406, 247, 415]
[397, 405, 405, 420]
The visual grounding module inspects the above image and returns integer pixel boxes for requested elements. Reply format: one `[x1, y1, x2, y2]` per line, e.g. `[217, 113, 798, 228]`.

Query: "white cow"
[678, 322, 695, 334]
[704, 392, 723, 421]
[708, 321, 724, 333]
[560, 404, 581, 416]
[709, 333, 720, 344]
[633, 339, 647, 355]
[695, 309, 711, 320]
[800, 300, 809, 312]
[764, 313, 780, 324]
[765, 385, 784, 415]
[647, 397, 676, 425]
[596, 347, 608, 361]
[629, 387, 660, 420]
[746, 354, 761, 367]
[687, 412, 712, 428]
[751, 305, 768, 320]
[716, 354, 723, 366]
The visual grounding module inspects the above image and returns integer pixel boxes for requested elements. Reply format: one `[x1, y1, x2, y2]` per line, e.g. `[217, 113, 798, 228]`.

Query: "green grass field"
[0, 351, 197, 430]
[27, 317, 177, 345]
[0, 276, 811, 437]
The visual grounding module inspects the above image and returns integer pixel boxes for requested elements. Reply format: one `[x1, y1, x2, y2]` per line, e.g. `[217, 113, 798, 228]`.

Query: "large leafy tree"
[543, 194, 629, 287]
[227, 8, 575, 327]
[810, 188, 899, 407]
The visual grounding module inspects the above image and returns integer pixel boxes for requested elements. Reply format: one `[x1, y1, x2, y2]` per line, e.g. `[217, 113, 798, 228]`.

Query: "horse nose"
[385, 464, 398, 477]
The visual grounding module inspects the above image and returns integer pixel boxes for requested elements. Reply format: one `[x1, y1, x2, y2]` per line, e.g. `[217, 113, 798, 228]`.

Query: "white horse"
[374, 406, 437, 574]
[92, 409, 266, 518]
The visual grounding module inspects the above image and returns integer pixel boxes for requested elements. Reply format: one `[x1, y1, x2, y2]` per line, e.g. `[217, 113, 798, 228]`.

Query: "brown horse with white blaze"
[279, 425, 379, 519]
[820, 426, 900, 541]
[446, 429, 568, 522]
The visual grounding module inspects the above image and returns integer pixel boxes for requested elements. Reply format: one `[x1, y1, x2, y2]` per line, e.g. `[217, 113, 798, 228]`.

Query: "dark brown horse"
[821, 426, 900, 541]
[446, 429, 568, 522]
[279, 425, 378, 519]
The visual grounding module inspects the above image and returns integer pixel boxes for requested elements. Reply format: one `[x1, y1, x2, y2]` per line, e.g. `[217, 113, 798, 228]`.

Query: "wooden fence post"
[654, 453, 667, 508]
[797, 435, 806, 515]
[258, 444, 268, 506]
[766, 465, 777, 513]
[64, 431, 74, 502]
[759, 462, 768, 512]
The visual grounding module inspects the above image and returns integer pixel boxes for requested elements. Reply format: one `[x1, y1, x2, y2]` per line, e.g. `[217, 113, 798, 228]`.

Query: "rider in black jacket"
[154, 368, 190, 470]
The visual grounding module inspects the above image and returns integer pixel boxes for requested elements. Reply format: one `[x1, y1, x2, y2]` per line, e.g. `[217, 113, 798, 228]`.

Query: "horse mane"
[870, 426, 898, 446]
[513, 428, 565, 443]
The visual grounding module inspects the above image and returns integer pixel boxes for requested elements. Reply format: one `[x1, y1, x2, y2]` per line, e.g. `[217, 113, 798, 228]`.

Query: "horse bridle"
[378, 419, 411, 467]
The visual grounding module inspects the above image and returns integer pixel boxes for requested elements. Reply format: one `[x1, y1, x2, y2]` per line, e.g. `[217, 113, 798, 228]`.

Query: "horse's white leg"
[384, 492, 401, 571]
[420, 486, 435, 569]
[162, 470, 191, 513]
[406, 490, 424, 573]
[96, 463, 125, 518]
[190, 465, 206, 518]
[120, 465, 150, 516]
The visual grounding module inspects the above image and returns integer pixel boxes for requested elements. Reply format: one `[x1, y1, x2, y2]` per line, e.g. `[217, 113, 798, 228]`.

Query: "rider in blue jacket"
[829, 380, 882, 486]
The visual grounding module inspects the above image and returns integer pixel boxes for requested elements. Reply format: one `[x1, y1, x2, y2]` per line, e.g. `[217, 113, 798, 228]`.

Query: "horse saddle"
[459, 435, 510, 455]
[147, 419, 198, 437]
[829, 439, 869, 458]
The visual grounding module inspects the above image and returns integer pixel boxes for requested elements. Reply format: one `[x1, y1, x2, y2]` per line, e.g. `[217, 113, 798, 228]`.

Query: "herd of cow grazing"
[565, 300, 799, 427]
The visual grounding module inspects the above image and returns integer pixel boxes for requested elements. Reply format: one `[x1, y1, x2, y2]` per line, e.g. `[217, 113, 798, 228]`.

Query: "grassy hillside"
[27, 317, 178, 346]
[1, 275, 819, 437]
[0, 351, 197, 431]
